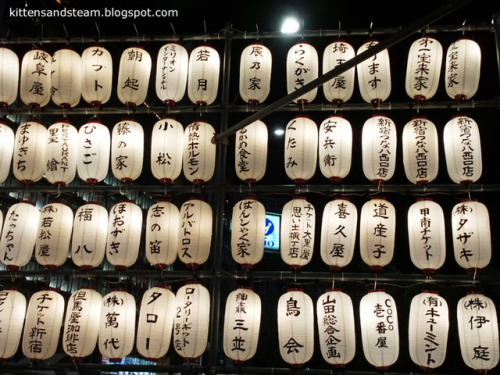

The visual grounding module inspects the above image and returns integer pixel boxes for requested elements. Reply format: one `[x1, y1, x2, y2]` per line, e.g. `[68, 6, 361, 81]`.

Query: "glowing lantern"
[137, 286, 176, 360]
[178, 198, 212, 268]
[117, 46, 152, 107]
[320, 198, 357, 271]
[77, 121, 110, 184]
[13, 121, 47, 184]
[106, 201, 143, 270]
[99, 290, 136, 362]
[20, 49, 51, 108]
[22, 290, 65, 362]
[239, 43, 272, 105]
[286, 42, 318, 104]
[444, 115, 482, 184]
[45, 121, 78, 186]
[183, 121, 216, 185]
[357, 41, 391, 103]
[445, 38, 481, 101]
[0, 47, 19, 108]
[62, 288, 102, 359]
[151, 117, 184, 184]
[223, 287, 261, 363]
[0, 289, 26, 360]
[71, 203, 108, 270]
[111, 119, 144, 183]
[231, 198, 266, 268]
[406, 36, 443, 101]
[318, 115, 352, 183]
[322, 41, 355, 104]
[278, 289, 314, 367]
[0, 120, 14, 183]
[362, 115, 397, 184]
[81, 45, 113, 107]
[156, 43, 188, 106]
[51, 48, 81, 108]
[188, 45, 220, 106]
[235, 120, 268, 184]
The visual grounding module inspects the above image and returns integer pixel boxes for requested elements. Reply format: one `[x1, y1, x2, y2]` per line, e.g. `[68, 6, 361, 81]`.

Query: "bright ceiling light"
[274, 129, 285, 136]
[281, 17, 300, 34]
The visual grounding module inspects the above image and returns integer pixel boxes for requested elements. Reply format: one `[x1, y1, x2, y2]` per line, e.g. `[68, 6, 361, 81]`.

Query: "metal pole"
[494, 13, 500, 90]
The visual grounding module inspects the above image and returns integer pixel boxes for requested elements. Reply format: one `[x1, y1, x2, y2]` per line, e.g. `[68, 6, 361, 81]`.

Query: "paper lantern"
[322, 41, 355, 104]
[239, 43, 272, 105]
[360, 198, 396, 271]
[316, 290, 356, 366]
[71, 203, 108, 270]
[0, 120, 14, 183]
[99, 290, 136, 362]
[106, 201, 142, 270]
[359, 290, 399, 370]
[117, 46, 152, 107]
[0, 47, 19, 108]
[51, 48, 81, 108]
[445, 38, 481, 101]
[0, 202, 40, 270]
[81, 45, 113, 107]
[357, 40, 391, 103]
[62, 288, 102, 359]
[22, 290, 65, 362]
[151, 117, 184, 184]
[145, 200, 179, 269]
[284, 115, 318, 184]
[182, 121, 216, 185]
[362, 115, 397, 184]
[320, 198, 358, 271]
[223, 287, 261, 363]
[402, 117, 439, 185]
[277, 289, 314, 367]
[111, 119, 144, 183]
[409, 292, 449, 370]
[457, 293, 499, 371]
[137, 286, 176, 360]
[178, 198, 212, 268]
[451, 200, 491, 271]
[45, 121, 78, 186]
[13, 121, 47, 184]
[318, 115, 352, 183]
[231, 198, 266, 268]
[405, 36, 443, 101]
[187, 45, 220, 106]
[0, 289, 26, 360]
[77, 121, 110, 184]
[173, 283, 210, 360]
[235, 120, 268, 184]
[156, 43, 188, 106]
[19, 49, 51, 108]
[281, 197, 316, 270]
[444, 115, 482, 184]
[286, 42, 318, 104]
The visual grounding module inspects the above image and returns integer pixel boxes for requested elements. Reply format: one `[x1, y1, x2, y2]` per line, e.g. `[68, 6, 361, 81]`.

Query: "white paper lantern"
[362, 115, 397, 184]
[51, 48, 81, 108]
[77, 121, 110, 184]
[0, 47, 19, 108]
[62, 288, 102, 359]
[20, 49, 51, 108]
[0, 289, 26, 360]
[445, 38, 481, 101]
[71, 203, 108, 270]
[286, 43, 318, 104]
[409, 292, 449, 370]
[188, 45, 220, 106]
[278, 289, 314, 367]
[81, 45, 113, 107]
[137, 286, 176, 360]
[22, 290, 65, 362]
[173, 283, 210, 360]
[151, 117, 184, 184]
[13, 121, 47, 184]
[322, 41, 355, 104]
[182, 121, 216, 185]
[106, 201, 143, 269]
[235, 120, 268, 184]
[406, 36, 443, 101]
[45, 121, 78, 186]
[444, 115, 482, 184]
[0, 202, 39, 270]
[318, 115, 352, 183]
[357, 41, 391, 103]
[239, 43, 272, 105]
[117, 46, 152, 107]
[360, 290, 399, 370]
[99, 290, 136, 362]
[457, 293, 499, 371]
[0, 120, 14, 183]
[111, 119, 144, 183]
[145, 200, 179, 269]
[156, 43, 188, 106]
